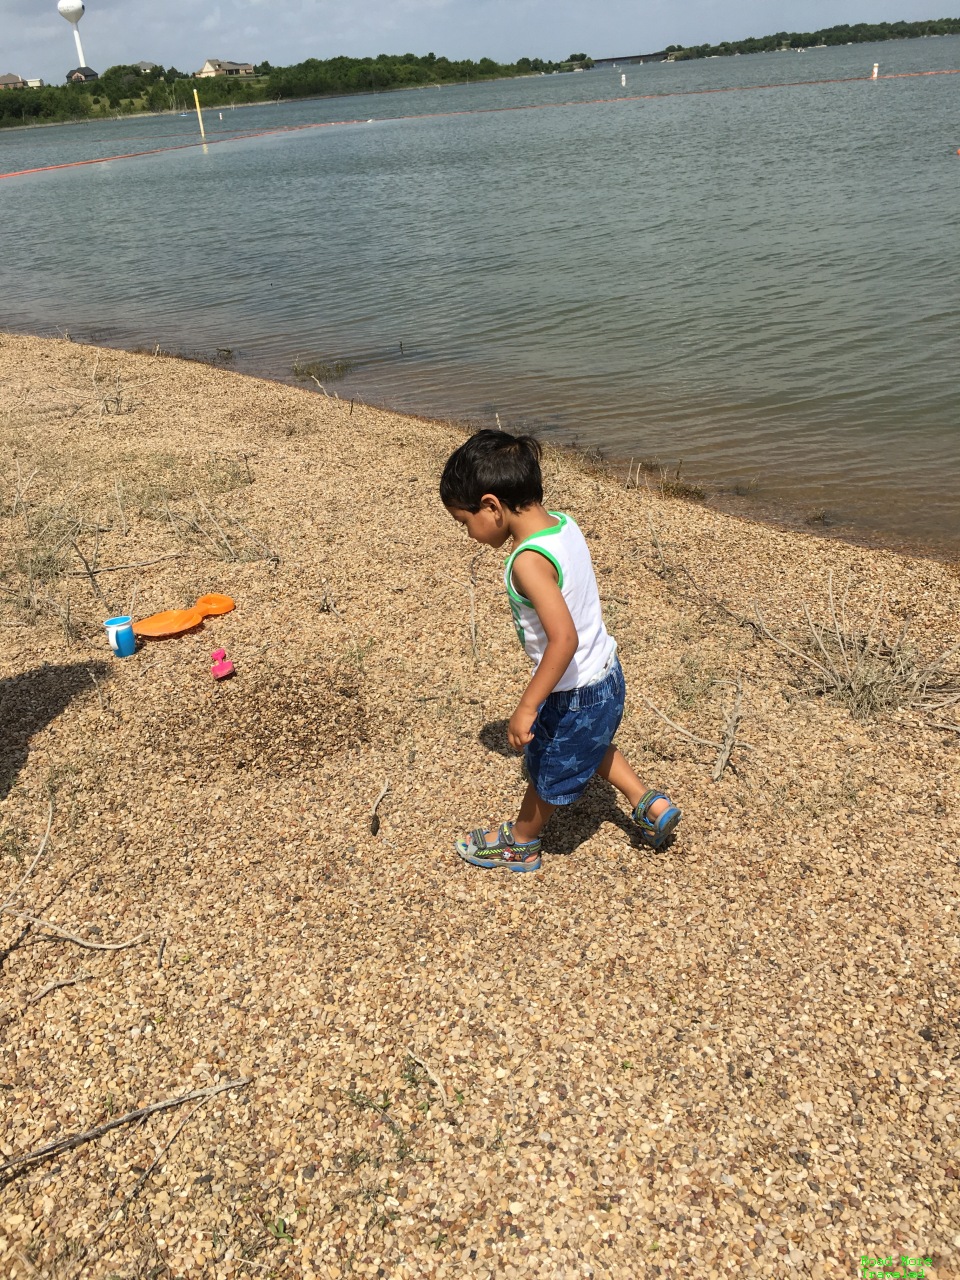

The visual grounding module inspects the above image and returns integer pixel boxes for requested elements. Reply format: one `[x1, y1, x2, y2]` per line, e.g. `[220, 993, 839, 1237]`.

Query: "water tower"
[57, 0, 87, 69]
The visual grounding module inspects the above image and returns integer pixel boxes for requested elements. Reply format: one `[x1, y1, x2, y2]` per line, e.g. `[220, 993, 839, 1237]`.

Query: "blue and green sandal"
[456, 822, 542, 872]
[631, 790, 681, 849]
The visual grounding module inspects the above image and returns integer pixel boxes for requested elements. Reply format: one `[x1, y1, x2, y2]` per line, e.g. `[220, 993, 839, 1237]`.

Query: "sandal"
[456, 822, 542, 872]
[631, 790, 681, 849]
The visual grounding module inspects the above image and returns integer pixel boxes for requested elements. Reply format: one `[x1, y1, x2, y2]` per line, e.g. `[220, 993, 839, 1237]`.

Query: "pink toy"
[210, 648, 235, 680]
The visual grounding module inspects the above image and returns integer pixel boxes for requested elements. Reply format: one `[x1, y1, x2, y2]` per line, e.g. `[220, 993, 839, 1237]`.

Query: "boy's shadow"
[479, 719, 636, 856]
[0, 661, 110, 801]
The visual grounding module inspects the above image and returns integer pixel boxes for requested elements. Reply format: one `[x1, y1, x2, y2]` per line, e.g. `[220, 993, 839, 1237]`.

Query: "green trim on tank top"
[504, 511, 566, 606]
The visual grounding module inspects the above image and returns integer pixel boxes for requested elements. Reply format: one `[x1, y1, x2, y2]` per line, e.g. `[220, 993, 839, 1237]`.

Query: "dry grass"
[756, 571, 960, 724]
[1, 335, 958, 1280]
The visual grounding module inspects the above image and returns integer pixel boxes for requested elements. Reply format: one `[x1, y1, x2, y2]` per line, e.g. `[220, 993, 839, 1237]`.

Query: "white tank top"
[504, 511, 617, 692]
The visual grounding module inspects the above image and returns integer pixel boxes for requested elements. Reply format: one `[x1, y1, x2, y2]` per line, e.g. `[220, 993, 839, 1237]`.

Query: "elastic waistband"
[544, 653, 623, 711]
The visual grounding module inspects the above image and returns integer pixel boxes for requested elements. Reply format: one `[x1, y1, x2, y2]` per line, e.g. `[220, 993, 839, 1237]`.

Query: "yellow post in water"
[193, 88, 206, 139]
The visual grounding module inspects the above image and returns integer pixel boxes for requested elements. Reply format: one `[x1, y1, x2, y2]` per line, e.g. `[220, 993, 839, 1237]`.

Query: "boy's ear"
[479, 493, 504, 517]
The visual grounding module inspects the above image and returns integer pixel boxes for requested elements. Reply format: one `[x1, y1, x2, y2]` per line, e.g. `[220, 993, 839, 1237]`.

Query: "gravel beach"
[1, 333, 958, 1279]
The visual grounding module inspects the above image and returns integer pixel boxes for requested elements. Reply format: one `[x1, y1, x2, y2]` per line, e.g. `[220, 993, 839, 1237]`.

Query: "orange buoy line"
[2, 67, 958, 181]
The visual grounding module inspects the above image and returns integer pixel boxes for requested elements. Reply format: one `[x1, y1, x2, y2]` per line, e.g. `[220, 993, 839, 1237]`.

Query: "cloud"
[199, 5, 222, 33]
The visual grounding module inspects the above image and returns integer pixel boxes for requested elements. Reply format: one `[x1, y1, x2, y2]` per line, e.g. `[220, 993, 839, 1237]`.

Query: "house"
[195, 59, 255, 78]
[66, 66, 99, 82]
[0, 73, 27, 90]
[136, 61, 158, 73]
[26, 79, 45, 88]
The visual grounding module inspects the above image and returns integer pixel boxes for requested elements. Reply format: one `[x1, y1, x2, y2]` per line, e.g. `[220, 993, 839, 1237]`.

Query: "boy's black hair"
[439, 429, 543, 513]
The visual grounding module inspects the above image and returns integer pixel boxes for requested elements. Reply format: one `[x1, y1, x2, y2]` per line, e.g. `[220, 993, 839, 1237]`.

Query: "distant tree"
[254, 61, 272, 74]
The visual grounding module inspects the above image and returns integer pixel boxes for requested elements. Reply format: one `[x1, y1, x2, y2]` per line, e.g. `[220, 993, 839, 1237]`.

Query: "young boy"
[440, 429, 681, 872]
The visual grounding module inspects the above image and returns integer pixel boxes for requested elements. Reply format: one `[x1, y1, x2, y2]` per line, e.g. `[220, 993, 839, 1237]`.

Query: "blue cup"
[104, 615, 137, 658]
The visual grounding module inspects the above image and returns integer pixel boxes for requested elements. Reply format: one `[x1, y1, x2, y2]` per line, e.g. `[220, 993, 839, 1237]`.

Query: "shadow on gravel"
[478, 719, 638, 856]
[0, 661, 108, 801]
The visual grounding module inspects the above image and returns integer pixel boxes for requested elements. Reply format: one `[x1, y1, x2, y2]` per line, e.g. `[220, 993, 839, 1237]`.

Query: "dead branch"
[2, 797, 54, 911]
[88, 1098, 209, 1247]
[71, 538, 107, 604]
[646, 516, 671, 579]
[468, 552, 481, 659]
[753, 606, 835, 681]
[0, 1077, 252, 1179]
[192, 492, 236, 559]
[370, 779, 390, 836]
[1, 910, 148, 952]
[11, 461, 38, 522]
[114, 477, 128, 536]
[65, 552, 182, 577]
[87, 668, 105, 712]
[26, 971, 91, 1008]
[712, 678, 744, 782]
[406, 1046, 449, 1106]
[219, 510, 279, 565]
[636, 692, 723, 749]
[439, 552, 482, 659]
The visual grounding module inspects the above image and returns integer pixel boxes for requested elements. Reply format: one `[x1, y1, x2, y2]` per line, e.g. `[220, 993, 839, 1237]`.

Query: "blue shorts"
[525, 656, 626, 807]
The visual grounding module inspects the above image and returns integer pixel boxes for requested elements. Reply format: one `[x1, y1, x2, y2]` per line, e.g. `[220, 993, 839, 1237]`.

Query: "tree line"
[0, 51, 573, 128]
[1, 22, 957, 128]
[665, 17, 960, 60]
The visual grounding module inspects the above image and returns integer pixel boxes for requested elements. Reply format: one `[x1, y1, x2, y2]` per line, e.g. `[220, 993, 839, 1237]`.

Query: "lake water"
[2, 39, 959, 558]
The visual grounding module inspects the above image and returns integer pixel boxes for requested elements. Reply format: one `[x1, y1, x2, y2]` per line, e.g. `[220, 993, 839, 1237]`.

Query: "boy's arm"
[507, 550, 578, 751]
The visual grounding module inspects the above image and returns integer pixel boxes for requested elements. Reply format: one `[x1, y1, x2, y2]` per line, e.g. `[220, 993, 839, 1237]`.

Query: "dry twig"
[11, 461, 39, 522]
[0, 1077, 252, 1179]
[407, 1046, 449, 1106]
[636, 692, 722, 750]
[2, 797, 54, 911]
[87, 1099, 209, 1247]
[87, 667, 105, 712]
[712, 678, 744, 782]
[1, 911, 148, 952]
[71, 537, 107, 604]
[25, 971, 91, 1008]
[370, 779, 390, 836]
[440, 552, 482, 659]
[66, 551, 182, 577]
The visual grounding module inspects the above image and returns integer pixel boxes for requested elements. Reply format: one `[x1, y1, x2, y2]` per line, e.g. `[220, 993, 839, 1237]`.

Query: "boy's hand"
[507, 702, 538, 752]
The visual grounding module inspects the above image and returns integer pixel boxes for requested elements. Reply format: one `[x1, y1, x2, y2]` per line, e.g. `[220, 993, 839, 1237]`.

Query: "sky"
[1, 0, 953, 82]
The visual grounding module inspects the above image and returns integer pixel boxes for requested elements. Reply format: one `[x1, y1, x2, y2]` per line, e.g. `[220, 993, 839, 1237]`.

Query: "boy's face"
[447, 498, 511, 548]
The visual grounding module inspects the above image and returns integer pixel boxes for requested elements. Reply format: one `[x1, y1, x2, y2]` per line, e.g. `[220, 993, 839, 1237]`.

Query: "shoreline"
[1, 332, 958, 1276]
[8, 323, 955, 568]
[0, 72, 541, 135]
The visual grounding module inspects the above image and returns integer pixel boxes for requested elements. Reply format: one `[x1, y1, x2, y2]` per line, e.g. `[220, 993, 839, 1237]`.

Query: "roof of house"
[136, 61, 158, 71]
[0, 73, 26, 86]
[202, 59, 254, 70]
[66, 66, 99, 79]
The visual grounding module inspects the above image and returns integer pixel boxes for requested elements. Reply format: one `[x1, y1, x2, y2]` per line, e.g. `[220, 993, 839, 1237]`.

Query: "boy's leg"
[468, 785, 553, 849]
[471, 784, 554, 847]
[596, 746, 670, 820]
[512, 784, 555, 844]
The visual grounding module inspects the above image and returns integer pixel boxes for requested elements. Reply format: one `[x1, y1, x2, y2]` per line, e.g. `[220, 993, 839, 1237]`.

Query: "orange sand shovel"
[133, 593, 235, 639]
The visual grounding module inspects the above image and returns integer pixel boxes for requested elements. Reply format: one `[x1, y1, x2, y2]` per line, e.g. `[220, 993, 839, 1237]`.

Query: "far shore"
[0, 71, 543, 134]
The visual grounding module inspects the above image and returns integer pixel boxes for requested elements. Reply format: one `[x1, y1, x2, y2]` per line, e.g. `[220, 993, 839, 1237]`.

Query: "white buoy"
[621, 73, 626, 87]
[57, 0, 87, 68]
[872, 62, 879, 79]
